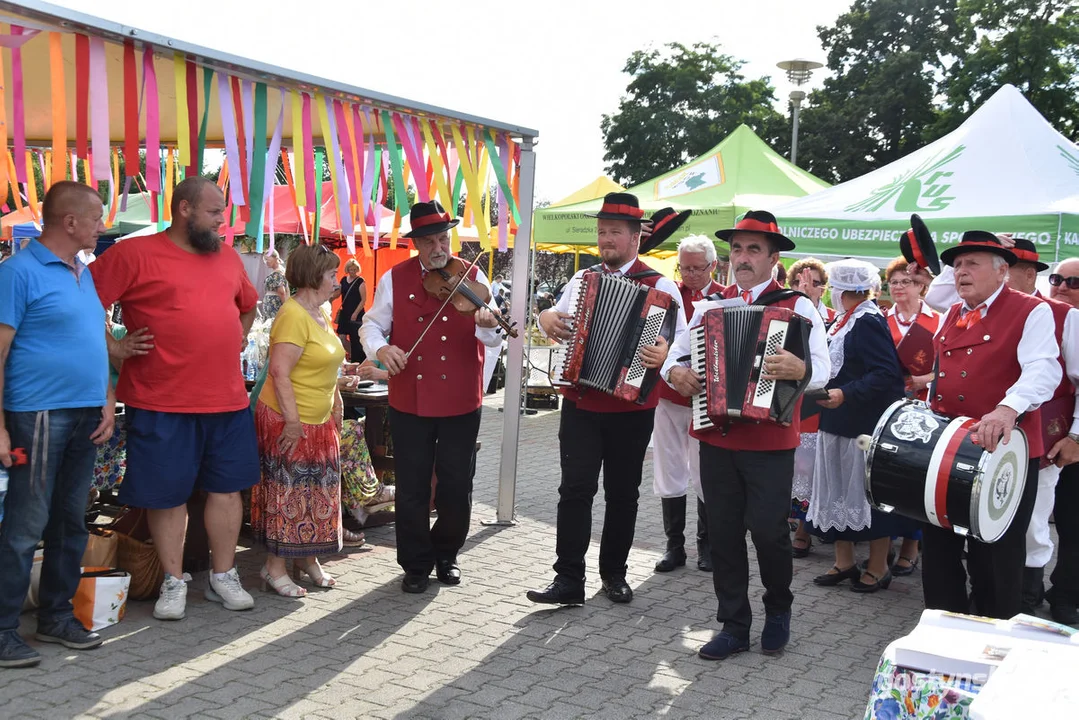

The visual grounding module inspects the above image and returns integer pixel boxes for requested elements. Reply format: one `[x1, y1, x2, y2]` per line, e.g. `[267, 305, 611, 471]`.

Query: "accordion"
[553, 272, 676, 403]
[690, 305, 812, 431]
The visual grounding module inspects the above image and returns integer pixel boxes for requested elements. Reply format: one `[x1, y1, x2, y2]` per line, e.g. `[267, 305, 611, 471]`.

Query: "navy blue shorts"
[119, 407, 260, 509]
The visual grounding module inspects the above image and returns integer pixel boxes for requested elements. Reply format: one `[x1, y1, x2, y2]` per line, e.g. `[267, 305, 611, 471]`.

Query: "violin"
[422, 257, 519, 338]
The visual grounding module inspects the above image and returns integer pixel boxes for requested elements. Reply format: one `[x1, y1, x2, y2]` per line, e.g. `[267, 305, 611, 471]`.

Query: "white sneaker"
[154, 574, 188, 620]
[205, 568, 255, 611]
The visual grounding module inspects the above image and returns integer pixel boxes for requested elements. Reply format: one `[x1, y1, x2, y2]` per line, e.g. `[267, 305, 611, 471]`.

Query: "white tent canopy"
[773, 85, 1079, 264]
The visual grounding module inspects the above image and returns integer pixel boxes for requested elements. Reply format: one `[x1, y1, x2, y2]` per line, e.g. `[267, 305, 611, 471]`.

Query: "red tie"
[956, 303, 986, 330]
[691, 290, 703, 301]
[741, 290, 752, 303]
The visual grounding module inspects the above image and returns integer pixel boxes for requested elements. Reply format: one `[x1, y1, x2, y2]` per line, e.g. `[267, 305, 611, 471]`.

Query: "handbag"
[73, 568, 131, 631]
[82, 528, 119, 567]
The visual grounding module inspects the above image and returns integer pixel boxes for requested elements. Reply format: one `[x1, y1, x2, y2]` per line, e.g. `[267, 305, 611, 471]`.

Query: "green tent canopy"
[534, 125, 829, 251]
[773, 85, 1079, 265]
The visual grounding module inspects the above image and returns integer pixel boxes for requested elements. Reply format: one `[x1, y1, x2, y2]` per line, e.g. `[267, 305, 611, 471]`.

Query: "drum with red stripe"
[860, 399, 1028, 543]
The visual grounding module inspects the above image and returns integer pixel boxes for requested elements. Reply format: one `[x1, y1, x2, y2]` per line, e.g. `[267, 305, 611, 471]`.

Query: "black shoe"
[1049, 598, 1079, 626]
[761, 612, 791, 655]
[1020, 567, 1045, 614]
[813, 564, 860, 586]
[697, 548, 713, 572]
[698, 631, 750, 660]
[526, 578, 585, 606]
[36, 617, 102, 650]
[791, 537, 812, 559]
[435, 560, 461, 586]
[600, 577, 633, 604]
[891, 554, 920, 577]
[401, 573, 430, 594]
[851, 569, 893, 593]
[654, 548, 687, 573]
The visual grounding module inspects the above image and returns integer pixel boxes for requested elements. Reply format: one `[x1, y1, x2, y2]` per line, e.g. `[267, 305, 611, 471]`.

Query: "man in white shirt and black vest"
[360, 201, 503, 594]
[662, 211, 831, 660]
[526, 193, 685, 606]
[924, 232, 1060, 619]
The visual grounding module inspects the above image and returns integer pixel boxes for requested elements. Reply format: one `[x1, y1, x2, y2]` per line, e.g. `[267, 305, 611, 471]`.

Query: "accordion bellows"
[691, 305, 812, 430]
[554, 273, 676, 403]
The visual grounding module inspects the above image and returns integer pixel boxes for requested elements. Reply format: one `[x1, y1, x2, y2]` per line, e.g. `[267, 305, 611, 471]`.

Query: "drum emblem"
[990, 451, 1019, 517]
[890, 410, 939, 444]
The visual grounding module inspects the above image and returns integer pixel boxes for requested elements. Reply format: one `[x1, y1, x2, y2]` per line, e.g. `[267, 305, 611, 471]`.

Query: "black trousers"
[699, 444, 794, 638]
[387, 407, 480, 575]
[921, 457, 1038, 619]
[553, 400, 655, 584]
[1050, 462, 1079, 604]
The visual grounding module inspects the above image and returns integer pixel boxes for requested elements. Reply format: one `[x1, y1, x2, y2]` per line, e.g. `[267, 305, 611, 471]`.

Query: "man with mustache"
[527, 192, 683, 607]
[360, 201, 502, 593]
[90, 177, 260, 621]
[662, 211, 830, 659]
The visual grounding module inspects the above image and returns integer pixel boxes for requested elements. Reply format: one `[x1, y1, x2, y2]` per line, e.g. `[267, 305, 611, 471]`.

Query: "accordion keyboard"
[689, 325, 713, 431]
[751, 319, 789, 410]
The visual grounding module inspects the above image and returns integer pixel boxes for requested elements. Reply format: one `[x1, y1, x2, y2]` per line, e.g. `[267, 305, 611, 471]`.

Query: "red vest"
[1043, 295, 1074, 403]
[387, 257, 485, 417]
[658, 279, 725, 407]
[561, 258, 666, 413]
[932, 285, 1044, 457]
[692, 279, 805, 451]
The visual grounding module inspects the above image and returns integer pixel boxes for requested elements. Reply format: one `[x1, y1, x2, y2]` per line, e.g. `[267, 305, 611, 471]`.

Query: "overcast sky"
[50, 0, 853, 202]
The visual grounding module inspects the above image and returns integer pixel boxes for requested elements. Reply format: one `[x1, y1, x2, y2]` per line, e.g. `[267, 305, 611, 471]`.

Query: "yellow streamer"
[0, 47, 8, 200]
[6, 151, 23, 211]
[106, 149, 120, 228]
[174, 54, 190, 168]
[450, 125, 490, 246]
[291, 91, 306, 209]
[164, 147, 175, 222]
[25, 151, 39, 221]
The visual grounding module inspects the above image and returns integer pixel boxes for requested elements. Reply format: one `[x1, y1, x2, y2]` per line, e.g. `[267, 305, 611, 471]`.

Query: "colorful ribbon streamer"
[217, 73, 245, 208]
[143, 47, 161, 194]
[11, 25, 25, 184]
[74, 34, 89, 160]
[244, 82, 269, 249]
[301, 93, 316, 210]
[184, 59, 198, 177]
[173, 54, 190, 169]
[290, 92, 306, 209]
[49, 33, 67, 185]
[88, 36, 109, 182]
[380, 110, 409, 214]
[197, 67, 213, 175]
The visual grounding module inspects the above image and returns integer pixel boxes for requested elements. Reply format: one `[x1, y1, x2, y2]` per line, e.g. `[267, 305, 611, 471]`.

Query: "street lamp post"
[777, 58, 823, 167]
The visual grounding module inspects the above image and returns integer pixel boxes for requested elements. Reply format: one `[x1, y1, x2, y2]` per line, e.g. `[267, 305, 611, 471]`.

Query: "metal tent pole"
[492, 136, 537, 524]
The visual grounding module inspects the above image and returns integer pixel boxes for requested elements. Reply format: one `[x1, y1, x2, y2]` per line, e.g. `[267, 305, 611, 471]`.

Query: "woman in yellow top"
[251, 245, 346, 597]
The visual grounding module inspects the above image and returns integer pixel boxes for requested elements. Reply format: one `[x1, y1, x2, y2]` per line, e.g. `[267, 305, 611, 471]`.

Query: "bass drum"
[862, 399, 1028, 543]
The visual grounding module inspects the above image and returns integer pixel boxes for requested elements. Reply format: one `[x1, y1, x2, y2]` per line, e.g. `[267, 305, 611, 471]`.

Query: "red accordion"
[690, 305, 812, 430]
[553, 273, 676, 403]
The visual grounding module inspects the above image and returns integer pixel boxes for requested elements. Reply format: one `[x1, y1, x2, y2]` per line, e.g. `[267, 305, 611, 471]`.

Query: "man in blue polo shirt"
[0, 181, 115, 669]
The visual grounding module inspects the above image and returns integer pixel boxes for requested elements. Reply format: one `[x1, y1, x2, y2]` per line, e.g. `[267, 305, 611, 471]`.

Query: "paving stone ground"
[4, 391, 1047, 719]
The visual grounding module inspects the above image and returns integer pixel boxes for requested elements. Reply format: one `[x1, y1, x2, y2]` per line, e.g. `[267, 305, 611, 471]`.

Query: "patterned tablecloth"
[864, 649, 983, 719]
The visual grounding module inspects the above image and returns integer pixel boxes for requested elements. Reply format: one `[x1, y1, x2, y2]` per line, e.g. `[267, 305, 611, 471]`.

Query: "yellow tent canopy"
[549, 176, 624, 208]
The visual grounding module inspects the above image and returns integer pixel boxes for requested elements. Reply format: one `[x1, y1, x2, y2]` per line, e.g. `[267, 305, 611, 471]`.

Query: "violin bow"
[404, 252, 487, 360]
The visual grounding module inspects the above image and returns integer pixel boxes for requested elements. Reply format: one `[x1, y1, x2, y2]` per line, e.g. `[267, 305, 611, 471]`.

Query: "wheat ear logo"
[1060, 145, 1079, 177]
[845, 146, 964, 213]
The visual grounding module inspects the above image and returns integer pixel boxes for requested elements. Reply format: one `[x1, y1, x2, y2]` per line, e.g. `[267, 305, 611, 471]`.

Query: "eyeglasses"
[888, 278, 916, 288]
[1049, 274, 1079, 289]
[677, 264, 712, 274]
[794, 280, 825, 288]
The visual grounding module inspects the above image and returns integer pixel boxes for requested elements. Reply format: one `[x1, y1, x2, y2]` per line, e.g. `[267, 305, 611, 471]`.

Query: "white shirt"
[947, 283, 1062, 417]
[661, 277, 831, 391]
[360, 263, 503, 359]
[886, 300, 945, 338]
[924, 265, 959, 313]
[546, 258, 688, 343]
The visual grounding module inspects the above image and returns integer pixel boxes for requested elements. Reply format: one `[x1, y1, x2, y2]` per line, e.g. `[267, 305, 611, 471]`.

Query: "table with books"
[864, 610, 1079, 719]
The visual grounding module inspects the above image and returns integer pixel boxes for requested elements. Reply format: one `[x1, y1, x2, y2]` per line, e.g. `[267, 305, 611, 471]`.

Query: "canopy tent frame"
[0, 0, 538, 525]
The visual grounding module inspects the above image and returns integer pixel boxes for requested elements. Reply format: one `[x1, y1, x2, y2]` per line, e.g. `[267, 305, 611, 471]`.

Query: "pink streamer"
[334, 101, 359, 221]
[143, 48, 160, 193]
[217, 74, 245, 207]
[89, 37, 110, 182]
[261, 89, 286, 246]
[497, 132, 510, 251]
[352, 105, 366, 225]
[11, 25, 26, 184]
[323, 96, 352, 240]
[392, 113, 429, 203]
[0, 29, 39, 48]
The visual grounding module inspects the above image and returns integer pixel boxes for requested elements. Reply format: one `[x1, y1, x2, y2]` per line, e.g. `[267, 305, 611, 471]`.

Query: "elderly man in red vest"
[663, 211, 831, 660]
[527, 192, 684, 606]
[360, 201, 503, 594]
[652, 235, 725, 575]
[923, 232, 1060, 619]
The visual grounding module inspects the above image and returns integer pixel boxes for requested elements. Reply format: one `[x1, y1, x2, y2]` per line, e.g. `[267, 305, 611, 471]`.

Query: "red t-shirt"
[90, 232, 259, 413]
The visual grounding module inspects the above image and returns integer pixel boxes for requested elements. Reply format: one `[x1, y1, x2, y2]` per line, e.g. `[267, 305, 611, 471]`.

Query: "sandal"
[260, 567, 306, 598]
[892, 554, 920, 577]
[342, 529, 366, 548]
[295, 560, 336, 588]
[791, 536, 812, 559]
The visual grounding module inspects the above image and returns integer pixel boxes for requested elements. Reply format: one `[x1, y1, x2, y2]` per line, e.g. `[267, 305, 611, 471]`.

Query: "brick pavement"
[3, 395, 956, 719]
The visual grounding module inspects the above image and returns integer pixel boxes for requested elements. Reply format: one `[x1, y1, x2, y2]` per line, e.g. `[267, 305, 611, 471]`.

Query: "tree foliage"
[601, 41, 788, 187]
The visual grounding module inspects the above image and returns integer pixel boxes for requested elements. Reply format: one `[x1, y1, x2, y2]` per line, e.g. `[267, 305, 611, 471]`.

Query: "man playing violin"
[527, 192, 685, 607]
[360, 200, 502, 594]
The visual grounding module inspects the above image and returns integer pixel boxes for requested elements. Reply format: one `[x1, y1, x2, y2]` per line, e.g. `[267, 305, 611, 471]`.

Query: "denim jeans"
[0, 408, 100, 631]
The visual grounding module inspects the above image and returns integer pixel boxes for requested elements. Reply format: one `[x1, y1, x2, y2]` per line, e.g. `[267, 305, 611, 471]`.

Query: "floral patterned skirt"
[251, 402, 342, 557]
[93, 415, 126, 491]
[340, 418, 381, 514]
